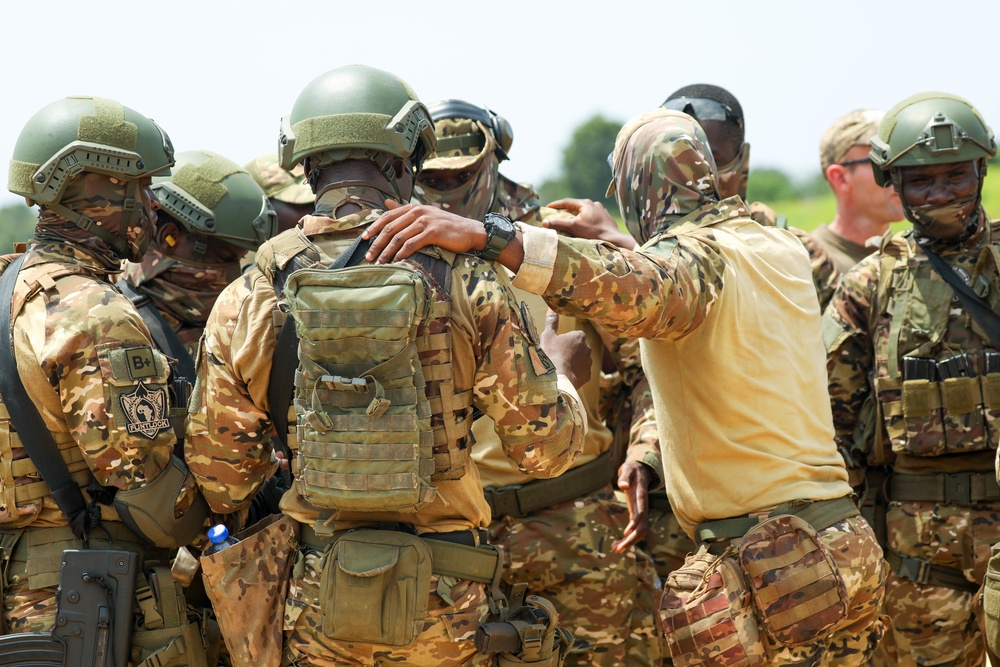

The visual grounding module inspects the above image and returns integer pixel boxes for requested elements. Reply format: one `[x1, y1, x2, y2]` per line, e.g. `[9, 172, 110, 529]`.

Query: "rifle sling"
[918, 238, 1000, 348]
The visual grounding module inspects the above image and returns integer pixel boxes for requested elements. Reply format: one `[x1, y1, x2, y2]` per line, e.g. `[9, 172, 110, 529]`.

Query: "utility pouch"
[983, 541, 1000, 658]
[320, 528, 431, 646]
[737, 515, 848, 647]
[493, 596, 572, 667]
[54, 549, 138, 667]
[131, 564, 209, 667]
[659, 547, 767, 667]
[899, 378, 948, 456]
[200, 513, 297, 667]
[982, 370, 1000, 446]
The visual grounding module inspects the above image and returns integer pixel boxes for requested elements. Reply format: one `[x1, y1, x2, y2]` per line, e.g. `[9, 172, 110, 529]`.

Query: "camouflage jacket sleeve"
[512, 224, 725, 341]
[15, 272, 197, 511]
[185, 270, 279, 513]
[789, 227, 841, 312]
[822, 254, 880, 472]
[460, 255, 585, 479]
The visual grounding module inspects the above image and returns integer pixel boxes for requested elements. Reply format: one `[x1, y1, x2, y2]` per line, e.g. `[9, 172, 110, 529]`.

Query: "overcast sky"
[0, 0, 995, 208]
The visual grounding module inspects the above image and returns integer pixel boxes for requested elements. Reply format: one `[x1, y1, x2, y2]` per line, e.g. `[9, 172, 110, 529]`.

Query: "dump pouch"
[737, 515, 848, 647]
[318, 528, 431, 646]
[54, 549, 138, 667]
[200, 513, 298, 667]
[659, 547, 767, 667]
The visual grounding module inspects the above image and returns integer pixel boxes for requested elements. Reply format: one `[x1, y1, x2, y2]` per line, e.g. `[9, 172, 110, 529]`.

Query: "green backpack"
[278, 235, 438, 513]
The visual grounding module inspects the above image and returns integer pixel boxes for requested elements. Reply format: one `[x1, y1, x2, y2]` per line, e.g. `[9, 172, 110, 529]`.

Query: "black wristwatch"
[477, 213, 516, 262]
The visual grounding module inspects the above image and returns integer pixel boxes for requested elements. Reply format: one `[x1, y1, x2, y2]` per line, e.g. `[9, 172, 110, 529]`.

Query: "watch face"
[485, 213, 515, 239]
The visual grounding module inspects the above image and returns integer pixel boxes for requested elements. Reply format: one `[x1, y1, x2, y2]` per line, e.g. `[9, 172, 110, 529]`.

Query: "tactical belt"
[888, 472, 1000, 505]
[299, 524, 499, 584]
[885, 548, 979, 593]
[484, 451, 614, 518]
[695, 496, 860, 547]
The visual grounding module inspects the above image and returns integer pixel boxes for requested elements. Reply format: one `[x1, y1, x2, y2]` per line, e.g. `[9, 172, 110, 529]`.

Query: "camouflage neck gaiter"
[611, 109, 721, 245]
[126, 245, 234, 327]
[716, 143, 750, 200]
[35, 172, 145, 271]
[908, 195, 980, 242]
[313, 184, 396, 219]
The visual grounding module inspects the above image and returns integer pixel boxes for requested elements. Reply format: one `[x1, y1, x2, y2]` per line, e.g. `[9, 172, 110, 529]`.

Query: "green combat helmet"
[870, 92, 996, 187]
[152, 150, 277, 251]
[278, 64, 437, 198]
[8, 96, 175, 259]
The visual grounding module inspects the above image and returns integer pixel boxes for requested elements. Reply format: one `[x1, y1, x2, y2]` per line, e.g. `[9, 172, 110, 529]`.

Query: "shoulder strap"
[918, 239, 1000, 348]
[267, 235, 373, 449]
[116, 281, 197, 383]
[0, 255, 92, 542]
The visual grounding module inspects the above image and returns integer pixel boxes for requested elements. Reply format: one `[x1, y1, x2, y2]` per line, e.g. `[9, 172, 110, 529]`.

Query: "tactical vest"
[0, 255, 95, 529]
[260, 230, 473, 514]
[869, 227, 1000, 463]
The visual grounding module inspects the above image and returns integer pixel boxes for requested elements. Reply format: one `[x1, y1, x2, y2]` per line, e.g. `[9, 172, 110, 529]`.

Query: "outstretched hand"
[543, 198, 637, 250]
[611, 461, 655, 553]
[362, 200, 488, 264]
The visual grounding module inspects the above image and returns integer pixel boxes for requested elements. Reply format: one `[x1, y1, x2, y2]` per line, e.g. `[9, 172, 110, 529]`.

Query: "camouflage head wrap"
[819, 109, 883, 173]
[243, 153, 313, 204]
[414, 118, 499, 219]
[716, 142, 750, 200]
[609, 109, 720, 244]
[122, 245, 234, 326]
[35, 172, 156, 266]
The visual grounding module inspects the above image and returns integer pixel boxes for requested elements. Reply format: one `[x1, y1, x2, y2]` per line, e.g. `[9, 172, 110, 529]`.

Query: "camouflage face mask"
[415, 120, 499, 220]
[716, 142, 750, 200]
[611, 109, 720, 245]
[907, 195, 979, 240]
[125, 245, 234, 325]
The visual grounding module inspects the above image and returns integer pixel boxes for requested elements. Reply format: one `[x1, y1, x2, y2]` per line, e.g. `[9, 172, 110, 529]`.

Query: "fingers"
[541, 216, 576, 233]
[365, 205, 423, 262]
[545, 198, 584, 213]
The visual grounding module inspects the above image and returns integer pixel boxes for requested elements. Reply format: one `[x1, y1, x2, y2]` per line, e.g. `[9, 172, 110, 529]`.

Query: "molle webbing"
[888, 471, 1000, 505]
[483, 451, 615, 518]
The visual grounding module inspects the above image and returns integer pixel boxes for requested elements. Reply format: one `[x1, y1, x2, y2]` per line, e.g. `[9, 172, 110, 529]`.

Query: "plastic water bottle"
[203, 524, 239, 556]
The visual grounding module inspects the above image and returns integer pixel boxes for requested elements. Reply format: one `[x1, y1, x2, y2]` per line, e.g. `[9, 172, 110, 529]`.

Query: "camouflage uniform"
[186, 182, 586, 667]
[121, 245, 232, 359]
[0, 173, 201, 633]
[512, 110, 885, 666]
[824, 218, 1000, 667]
[418, 113, 661, 666]
[243, 154, 313, 206]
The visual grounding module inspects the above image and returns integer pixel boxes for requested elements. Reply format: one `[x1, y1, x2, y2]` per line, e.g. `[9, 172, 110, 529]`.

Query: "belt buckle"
[484, 486, 523, 518]
[897, 555, 932, 585]
[942, 473, 972, 505]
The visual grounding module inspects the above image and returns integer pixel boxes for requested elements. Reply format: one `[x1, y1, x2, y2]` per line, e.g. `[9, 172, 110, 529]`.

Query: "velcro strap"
[886, 548, 978, 593]
[888, 472, 1000, 505]
[484, 451, 615, 518]
[433, 134, 486, 154]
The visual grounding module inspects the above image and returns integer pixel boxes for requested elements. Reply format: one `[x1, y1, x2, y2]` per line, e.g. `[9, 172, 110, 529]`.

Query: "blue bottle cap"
[207, 524, 229, 545]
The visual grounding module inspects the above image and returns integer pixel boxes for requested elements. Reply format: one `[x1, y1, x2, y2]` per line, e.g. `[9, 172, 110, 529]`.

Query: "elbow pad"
[114, 456, 209, 547]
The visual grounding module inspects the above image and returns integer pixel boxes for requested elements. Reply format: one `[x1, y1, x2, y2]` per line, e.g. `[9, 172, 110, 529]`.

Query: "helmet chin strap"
[44, 178, 142, 260]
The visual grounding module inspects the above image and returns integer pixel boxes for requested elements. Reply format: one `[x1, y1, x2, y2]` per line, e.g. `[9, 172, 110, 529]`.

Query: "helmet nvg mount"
[8, 96, 175, 259]
[278, 65, 436, 193]
[870, 92, 997, 187]
[153, 150, 277, 252]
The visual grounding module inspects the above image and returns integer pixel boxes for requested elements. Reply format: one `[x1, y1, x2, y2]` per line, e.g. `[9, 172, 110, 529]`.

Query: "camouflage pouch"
[981, 372, 1000, 446]
[320, 528, 431, 646]
[737, 515, 848, 647]
[983, 541, 1000, 657]
[899, 378, 948, 456]
[659, 546, 767, 667]
[200, 514, 298, 667]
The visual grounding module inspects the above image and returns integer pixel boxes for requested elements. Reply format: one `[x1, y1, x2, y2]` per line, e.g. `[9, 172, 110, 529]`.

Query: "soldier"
[0, 97, 211, 663]
[244, 153, 314, 232]
[185, 65, 586, 667]
[824, 92, 1000, 667]
[121, 150, 278, 363]
[365, 107, 887, 666]
[414, 100, 661, 666]
[814, 109, 904, 274]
